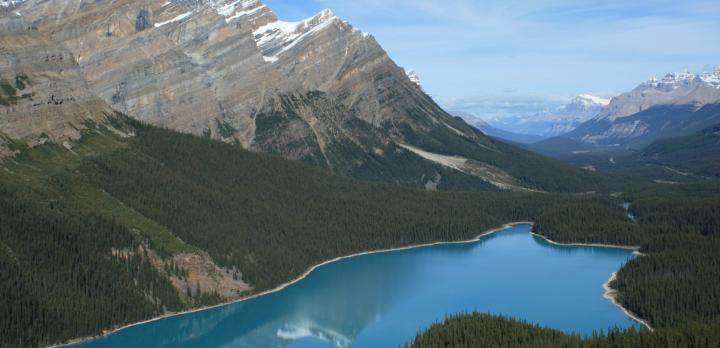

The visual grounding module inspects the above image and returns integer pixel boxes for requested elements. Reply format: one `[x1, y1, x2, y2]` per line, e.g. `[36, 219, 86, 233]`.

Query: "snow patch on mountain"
[253, 9, 340, 63]
[224, 4, 267, 22]
[701, 67, 720, 89]
[0, 0, 25, 7]
[215, 0, 269, 23]
[640, 71, 698, 92]
[595, 66, 720, 122]
[216, 0, 261, 16]
[406, 69, 422, 89]
[154, 11, 193, 28]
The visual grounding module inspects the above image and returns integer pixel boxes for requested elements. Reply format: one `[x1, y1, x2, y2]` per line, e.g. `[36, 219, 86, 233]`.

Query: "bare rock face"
[0, 13, 114, 151]
[253, 8, 449, 133]
[20, 0, 456, 135]
[16, 0, 288, 146]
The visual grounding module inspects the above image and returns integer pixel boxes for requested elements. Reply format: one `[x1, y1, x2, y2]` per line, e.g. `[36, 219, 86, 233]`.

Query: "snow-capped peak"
[638, 67, 720, 91]
[315, 9, 337, 22]
[700, 66, 720, 89]
[575, 94, 610, 107]
[406, 69, 422, 89]
[253, 8, 352, 63]
[640, 70, 700, 92]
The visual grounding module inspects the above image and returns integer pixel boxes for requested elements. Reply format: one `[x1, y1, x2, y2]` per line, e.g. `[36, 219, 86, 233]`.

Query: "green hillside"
[634, 124, 720, 178]
[554, 124, 720, 182]
[1, 116, 718, 346]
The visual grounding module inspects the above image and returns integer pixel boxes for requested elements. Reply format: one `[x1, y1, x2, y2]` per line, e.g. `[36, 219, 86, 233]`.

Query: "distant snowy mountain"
[533, 66, 720, 157]
[482, 94, 610, 138]
[701, 67, 720, 88]
[596, 69, 720, 122]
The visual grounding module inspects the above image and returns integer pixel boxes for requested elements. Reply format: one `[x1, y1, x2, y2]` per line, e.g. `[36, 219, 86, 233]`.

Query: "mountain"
[475, 94, 610, 139]
[541, 94, 611, 136]
[597, 70, 720, 121]
[534, 68, 720, 158]
[0, 0, 612, 192]
[452, 111, 545, 144]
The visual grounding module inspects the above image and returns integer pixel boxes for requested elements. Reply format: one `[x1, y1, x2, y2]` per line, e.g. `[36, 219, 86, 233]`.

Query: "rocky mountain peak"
[596, 67, 720, 121]
[253, 8, 342, 63]
[700, 67, 720, 89]
[406, 69, 423, 89]
[639, 71, 698, 92]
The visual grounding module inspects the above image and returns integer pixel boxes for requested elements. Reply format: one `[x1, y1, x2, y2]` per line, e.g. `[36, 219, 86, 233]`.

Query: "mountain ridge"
[532, 67, 720, 159]
[0, 0, 612, 192]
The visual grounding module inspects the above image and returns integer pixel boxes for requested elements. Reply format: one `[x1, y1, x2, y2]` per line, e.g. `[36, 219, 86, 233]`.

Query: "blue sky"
[264, 0, 720, 119]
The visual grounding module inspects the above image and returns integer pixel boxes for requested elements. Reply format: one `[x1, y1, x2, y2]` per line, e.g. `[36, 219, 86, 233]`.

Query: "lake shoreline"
[528, 231, 653, 331]
[602, 272, 654, 331]
[57, 221, 532, 347]
[529, 232, 643, 255]
[57, 221, 652, 346]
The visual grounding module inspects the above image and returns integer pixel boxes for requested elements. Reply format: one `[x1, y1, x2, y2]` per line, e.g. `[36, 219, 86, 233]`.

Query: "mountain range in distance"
[532, 68, 720, 158]
[453, 94, 610, 144]
[457, 67, 719, 151]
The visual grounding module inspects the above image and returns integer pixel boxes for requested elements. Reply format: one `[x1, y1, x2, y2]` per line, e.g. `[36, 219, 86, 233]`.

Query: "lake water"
[73, 224, 637, 348]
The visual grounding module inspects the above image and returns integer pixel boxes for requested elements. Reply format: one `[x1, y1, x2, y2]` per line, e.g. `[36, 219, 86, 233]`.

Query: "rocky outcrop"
[15, 0, 288, 146]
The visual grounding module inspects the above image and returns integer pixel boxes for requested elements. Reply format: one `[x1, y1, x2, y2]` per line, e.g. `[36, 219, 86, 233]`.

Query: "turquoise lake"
[73, 224, 638, 348]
